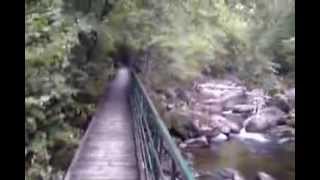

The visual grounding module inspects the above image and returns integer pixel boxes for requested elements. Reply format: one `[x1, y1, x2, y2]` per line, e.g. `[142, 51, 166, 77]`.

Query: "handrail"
[129, 72, 195, 180]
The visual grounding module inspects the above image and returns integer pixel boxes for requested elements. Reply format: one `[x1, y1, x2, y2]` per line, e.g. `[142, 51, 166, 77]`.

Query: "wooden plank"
[64, 68, 139, 180]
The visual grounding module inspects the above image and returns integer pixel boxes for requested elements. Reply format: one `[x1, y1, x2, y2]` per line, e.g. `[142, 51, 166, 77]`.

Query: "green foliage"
[101, 0, 294, 89]
[26, 0, 115, 179]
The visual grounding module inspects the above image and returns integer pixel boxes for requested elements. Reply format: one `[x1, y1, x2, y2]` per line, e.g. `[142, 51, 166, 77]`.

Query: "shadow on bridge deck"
[64, 67, 138, 180]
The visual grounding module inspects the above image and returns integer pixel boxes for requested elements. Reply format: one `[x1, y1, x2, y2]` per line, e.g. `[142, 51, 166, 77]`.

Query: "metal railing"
[129, 72, 195, 180]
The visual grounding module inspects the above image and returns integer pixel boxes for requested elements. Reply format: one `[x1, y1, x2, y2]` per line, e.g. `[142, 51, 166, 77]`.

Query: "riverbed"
[189, 138, 294, 180]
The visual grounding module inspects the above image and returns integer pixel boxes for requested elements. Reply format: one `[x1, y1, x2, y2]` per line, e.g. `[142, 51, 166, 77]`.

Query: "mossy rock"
[164, 111, 199, 140]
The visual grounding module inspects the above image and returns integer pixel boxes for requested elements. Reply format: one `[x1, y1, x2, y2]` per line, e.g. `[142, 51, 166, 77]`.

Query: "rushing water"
[189, 138, 294, 180]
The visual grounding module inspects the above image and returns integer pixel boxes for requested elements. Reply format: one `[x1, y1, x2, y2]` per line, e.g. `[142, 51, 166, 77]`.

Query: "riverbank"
[148, 72, 295, 180]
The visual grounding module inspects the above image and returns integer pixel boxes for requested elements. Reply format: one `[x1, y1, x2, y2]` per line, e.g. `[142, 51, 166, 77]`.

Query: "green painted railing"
[129, 72, 195, 180]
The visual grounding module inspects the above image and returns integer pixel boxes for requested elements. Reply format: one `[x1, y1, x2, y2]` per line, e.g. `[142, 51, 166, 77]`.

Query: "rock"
[234, 173, 245, 180]
[164, 88, 176, 99]
[166, 103, 175, 111]
[224, 74, 243, 85]
[223, 90, 248, 110]
[167, 112, 200, 140]
[210, 133, 228, 143]
[179, 142, 188, 149]
[211, 114, 241, 134]
[220, 126, 231, 135]
[231, 104, 255, 113]
[159, 94, 166, 101]
[200, 98, 224, 106]
[235, 128, 270, 143]
[245, 115, 269, 133]
[246, 89, 269, 108]
[268, 94, 290, 113]
[154, 88, 165, 94]
[223, 119, 241, 134]
[256, 172, 276, 180]
[200, 128, 221, 138]
[196, 104, 223, 114]
[209, 104, 224, 114]
[210, 114, 227, 123]
[260, 106, 287, 125]
[268, 125, 295, 138]
[198, 86, 224, 98]
[248, 89, 265, 97]
[175, 88, 191, 103]
[210, 115, 232, 135]
[223, 113, 246, 125]
[245, 107, 287, 133]
[183, 136, 209, 148]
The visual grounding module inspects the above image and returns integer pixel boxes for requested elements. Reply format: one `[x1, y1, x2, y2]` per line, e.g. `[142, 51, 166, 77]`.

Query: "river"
[189, 138, 294, 180]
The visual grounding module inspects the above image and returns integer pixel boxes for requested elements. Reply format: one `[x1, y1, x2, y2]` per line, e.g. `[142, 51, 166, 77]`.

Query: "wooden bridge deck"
[64, 68, 139, 180]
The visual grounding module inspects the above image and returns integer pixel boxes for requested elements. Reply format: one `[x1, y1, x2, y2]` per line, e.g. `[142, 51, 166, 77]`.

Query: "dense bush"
[25, 1, 115, 179]
[101, 0, 294, 90]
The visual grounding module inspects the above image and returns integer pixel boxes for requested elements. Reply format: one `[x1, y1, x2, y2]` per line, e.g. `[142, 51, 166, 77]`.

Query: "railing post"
[171, 159, 176, 180]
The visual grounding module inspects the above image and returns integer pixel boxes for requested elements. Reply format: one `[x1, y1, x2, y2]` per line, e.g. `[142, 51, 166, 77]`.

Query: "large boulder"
[211, 115, 241, 134]
[245, 115, 269, 133]
[192, 115, 223, 139]
[268, 94, 291, 113]
[223, 119, 242, 134]
[268, 88, 295, 113]
[166, 112, 200, 140]
[245, 106, 287, 132]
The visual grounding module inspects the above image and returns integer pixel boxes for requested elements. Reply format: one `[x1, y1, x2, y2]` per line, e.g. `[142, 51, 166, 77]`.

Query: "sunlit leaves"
[26, 2, 107, 179]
